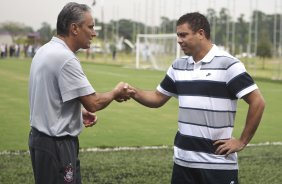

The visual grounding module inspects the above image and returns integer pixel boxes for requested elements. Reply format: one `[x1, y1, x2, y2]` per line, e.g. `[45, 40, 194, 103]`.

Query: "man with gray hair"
[28, 2, 133, 183]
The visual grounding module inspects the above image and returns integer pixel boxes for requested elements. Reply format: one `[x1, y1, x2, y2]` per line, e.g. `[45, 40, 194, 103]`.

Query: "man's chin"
[82, 45, 90, 50]
[184, 52, 191, 56]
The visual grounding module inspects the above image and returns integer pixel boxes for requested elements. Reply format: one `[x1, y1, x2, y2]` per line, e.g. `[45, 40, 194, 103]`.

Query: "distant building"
[27, 32, 40, 44]
[0, 31, 13, 45]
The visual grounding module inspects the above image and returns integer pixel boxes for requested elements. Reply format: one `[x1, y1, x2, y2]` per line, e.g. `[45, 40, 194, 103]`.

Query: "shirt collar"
[187, 44, 218, 64]
[51, 36, 64, 44]
[51, 36, 72, 51]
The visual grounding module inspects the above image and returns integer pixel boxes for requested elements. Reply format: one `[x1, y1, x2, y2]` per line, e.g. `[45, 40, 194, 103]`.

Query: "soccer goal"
[135, 34, 181, 71]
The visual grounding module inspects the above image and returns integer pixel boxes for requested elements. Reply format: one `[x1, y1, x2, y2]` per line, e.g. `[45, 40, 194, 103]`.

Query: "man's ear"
[197, 29, 206, 40]
[70, 23, 79, 36]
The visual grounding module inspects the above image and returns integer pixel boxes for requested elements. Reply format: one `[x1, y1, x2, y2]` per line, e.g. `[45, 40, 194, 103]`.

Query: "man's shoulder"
[171, 56, 189, 70]
[32, 41, 78, 73]
[42, 40, 76, 63]
[209, 48, 240, 69]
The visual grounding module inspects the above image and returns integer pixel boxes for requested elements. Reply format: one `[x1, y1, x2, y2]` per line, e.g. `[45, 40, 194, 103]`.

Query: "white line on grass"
[1, 142, 282, 155]
[80, 145, 170, 152]
[247, 142, 282, 147]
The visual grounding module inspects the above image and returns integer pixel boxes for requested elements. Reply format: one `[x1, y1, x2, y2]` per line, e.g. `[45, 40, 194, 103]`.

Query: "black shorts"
[171, 163, 238, 184]
[29, 128, 81, 184]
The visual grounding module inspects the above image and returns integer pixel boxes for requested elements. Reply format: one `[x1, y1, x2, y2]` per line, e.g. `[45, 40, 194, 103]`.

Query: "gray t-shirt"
[29, 37, 95, 137]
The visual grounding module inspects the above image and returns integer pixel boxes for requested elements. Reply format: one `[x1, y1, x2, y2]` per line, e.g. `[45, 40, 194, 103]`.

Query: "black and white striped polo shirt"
[157, 45, 257, 170]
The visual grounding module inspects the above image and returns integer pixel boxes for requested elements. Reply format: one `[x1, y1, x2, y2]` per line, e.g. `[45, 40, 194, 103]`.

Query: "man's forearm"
[132, 88, 170, 108]
[89, 92, 116, 112]
[240, 91, 265, 145]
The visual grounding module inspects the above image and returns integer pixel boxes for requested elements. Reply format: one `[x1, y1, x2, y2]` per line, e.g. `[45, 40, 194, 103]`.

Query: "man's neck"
[57, 35, 77, 53]
[193, 42, 213, 63]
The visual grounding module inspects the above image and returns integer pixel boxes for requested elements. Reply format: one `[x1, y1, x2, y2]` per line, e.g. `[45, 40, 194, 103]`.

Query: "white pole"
[279, 0, 282, 57]
[176, 43, 181, 59]
[151, 0, 155, 34]
[173, 1, 177, 33]
[278, 0, 282, 79]
[145, 0, 148, 34]
[247, 0, 253, 55]
[254, 0, 258, 56]
[116, 5, 119, 39]
[162, 0, 166, 33]
[231, 0, 236, 55]
[212, 0, 216, 42]
[226, 1, 230, 50]
[274, 0, 278, 57]
[136, 35, 140, 69]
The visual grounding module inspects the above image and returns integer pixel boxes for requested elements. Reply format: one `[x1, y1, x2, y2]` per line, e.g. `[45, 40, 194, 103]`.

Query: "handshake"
[82, 80, 169, 128]
[113, 82, 136, 102]
[82, 82, 136, 128]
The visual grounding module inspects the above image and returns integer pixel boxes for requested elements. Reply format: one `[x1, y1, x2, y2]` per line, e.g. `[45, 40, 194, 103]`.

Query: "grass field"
[0, 145, 281, 184]
[0, 57, 281, 183]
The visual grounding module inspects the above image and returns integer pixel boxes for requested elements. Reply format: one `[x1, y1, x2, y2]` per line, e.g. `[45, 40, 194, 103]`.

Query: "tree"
[216, 8, 231, 48]
[159, 16, 175, 34]
[37, 22, 54, 44]
[236, 14, 248, 53]
[206, 8, 217, 42]
[0, 21, 33, 43]
[257, 30, 272, 69]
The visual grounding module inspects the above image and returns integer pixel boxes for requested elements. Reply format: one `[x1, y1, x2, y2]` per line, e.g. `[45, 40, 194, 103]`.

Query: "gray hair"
[56, 2, 91, 36]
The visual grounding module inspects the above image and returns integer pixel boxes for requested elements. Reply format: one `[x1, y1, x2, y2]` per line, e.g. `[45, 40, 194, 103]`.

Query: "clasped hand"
[114, 82, 135, 102]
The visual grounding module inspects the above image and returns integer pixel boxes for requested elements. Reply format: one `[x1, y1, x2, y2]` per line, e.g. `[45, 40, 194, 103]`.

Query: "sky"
[0, 0, 282, 30]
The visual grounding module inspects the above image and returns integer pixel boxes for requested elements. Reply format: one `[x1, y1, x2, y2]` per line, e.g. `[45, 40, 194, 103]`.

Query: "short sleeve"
[226, 62, 257, 99]
[59, 58, 95, 102]
[157, 66, 178, 97]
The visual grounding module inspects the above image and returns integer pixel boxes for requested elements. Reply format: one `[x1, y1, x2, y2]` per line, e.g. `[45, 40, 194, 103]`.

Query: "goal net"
[135, 34, 181, 71]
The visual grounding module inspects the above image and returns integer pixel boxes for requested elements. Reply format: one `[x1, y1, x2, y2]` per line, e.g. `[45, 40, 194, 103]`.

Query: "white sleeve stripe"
[237, 84, 258, 99]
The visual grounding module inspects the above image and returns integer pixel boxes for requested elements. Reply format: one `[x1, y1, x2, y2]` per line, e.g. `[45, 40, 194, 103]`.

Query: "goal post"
[136, 34, 181, 70]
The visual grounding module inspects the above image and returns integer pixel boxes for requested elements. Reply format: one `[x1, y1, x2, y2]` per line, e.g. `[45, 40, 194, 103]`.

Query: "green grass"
[0, 58, 179, 150]
[0, 57, 281, 183]
[0, 58, 281, 150]
[241, 57, 282, 80]
[0, 145, 281, 184]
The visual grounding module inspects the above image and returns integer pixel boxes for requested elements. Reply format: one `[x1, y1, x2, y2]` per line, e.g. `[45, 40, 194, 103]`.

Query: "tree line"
[0, 8, 281, 58]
